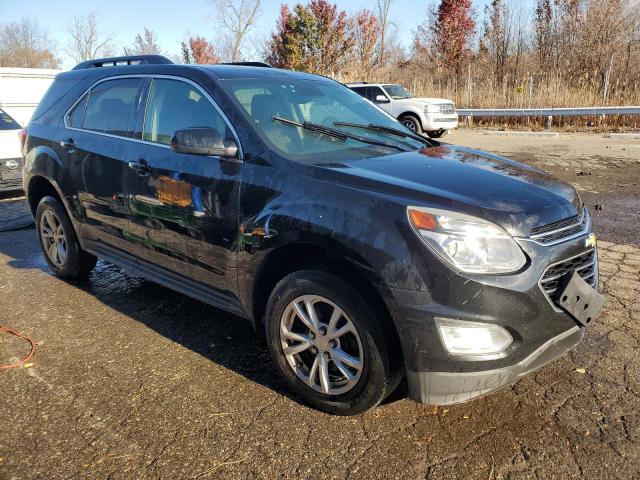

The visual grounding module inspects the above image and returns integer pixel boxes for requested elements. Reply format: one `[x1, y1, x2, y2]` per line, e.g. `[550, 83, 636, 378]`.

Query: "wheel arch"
[398, 111, 423, 128]
[26, 175, 65, 217]
[249, 240, 404, 369]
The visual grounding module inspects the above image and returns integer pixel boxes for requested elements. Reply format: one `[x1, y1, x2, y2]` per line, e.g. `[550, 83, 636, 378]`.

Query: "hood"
[0, 129, 22, 159]
[315, 144, 581, 237]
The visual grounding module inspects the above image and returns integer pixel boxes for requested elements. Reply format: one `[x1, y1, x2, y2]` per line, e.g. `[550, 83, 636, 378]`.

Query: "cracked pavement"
[1, 131, 639, 479]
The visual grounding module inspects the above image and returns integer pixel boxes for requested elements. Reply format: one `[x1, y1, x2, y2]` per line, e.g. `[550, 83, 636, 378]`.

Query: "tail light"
[18, 127, 27, 148]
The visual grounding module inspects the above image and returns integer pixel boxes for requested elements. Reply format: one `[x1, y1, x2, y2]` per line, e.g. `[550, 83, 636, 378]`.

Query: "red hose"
[0, 326, 36, 370]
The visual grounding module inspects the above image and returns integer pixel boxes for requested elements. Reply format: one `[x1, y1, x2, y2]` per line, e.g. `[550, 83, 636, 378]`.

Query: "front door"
[122, 77, 242, 297]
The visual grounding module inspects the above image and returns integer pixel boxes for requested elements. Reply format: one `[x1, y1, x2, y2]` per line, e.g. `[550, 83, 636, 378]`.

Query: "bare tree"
[211, 0, 262, 62]
[65, 12, 114, 63]
[0, 18, 60, 68]
[124, 28, 162, 56]
[376, 0, 393, 67]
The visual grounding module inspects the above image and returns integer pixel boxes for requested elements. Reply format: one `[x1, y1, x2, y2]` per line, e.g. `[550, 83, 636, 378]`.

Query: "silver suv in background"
[347, 83, 458, 138]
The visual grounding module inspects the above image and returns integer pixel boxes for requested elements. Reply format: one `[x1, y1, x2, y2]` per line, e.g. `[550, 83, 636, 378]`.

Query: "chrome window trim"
[63, 73, 244, 161]
[538, 248, 598, 313]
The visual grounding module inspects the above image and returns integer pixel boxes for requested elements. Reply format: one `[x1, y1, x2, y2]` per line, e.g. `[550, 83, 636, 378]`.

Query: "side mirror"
[375, 95, 390, 104]
[171, 128, 238, 158]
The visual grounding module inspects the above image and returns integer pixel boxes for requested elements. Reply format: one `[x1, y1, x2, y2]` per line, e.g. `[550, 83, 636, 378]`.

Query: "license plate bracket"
[555, 271, 605, 327]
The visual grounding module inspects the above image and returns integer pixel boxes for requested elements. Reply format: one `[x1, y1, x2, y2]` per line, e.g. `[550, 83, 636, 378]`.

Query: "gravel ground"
[0, 131, 639, 479]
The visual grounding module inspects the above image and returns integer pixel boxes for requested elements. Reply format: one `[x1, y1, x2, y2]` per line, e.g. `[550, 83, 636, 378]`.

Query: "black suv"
[22, 55, 604, 415]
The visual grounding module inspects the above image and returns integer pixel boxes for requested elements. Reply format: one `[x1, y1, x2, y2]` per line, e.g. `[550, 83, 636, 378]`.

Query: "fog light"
[435, 317, 512, 359]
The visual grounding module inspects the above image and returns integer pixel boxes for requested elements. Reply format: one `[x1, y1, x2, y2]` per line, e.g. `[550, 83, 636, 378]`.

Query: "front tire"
[35, 196, 97, 278]
[265, 270, 400, 415]
[399, 115, 423, 134]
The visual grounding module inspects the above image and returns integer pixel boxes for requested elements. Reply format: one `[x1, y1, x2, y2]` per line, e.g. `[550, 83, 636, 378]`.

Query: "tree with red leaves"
[414, 0, 475, 79]
[266, 0, 354, 75]
[181, 36, 220, 64]
[352, 9, 380, 78]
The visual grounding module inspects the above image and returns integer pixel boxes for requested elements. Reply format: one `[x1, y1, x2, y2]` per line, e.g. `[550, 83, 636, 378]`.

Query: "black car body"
[22, 56, 604, 414]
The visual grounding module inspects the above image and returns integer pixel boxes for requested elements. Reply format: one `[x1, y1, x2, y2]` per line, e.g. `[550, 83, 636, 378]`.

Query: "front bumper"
[0, 157, 23, 192]
[383, 224, 600, 405]
[407, 325, 584, 404]
[423, 115, 458, 131]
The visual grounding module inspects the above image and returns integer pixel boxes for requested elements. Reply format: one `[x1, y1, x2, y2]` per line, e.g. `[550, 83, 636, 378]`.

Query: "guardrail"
[457, 106, 640, 127]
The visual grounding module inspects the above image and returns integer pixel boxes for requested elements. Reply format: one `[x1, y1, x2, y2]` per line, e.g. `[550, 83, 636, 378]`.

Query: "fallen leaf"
[575, 368, 586, 374]
[23, 363, 33, 368]
[463, 415, 470, 419]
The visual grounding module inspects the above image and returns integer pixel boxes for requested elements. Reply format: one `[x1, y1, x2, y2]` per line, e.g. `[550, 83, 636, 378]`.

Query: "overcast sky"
[0, 0, 531, 69]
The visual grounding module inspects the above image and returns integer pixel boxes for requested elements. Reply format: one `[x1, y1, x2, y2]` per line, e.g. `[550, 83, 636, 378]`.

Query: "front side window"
[382, 84, 414, 100]
[83, 78, 141, 136]
[219, 77, 423, 163]
[367, 87, 386, 102]
[143, 78, 229, 146]
[0, 109, 21, 130]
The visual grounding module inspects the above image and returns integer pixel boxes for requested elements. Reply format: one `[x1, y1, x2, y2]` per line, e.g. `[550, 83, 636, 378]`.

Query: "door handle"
[127, 159, 151, 176]
[60, 138, 75, 150]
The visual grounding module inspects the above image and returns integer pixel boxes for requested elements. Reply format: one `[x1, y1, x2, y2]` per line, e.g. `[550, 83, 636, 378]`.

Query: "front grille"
[530, 208, 588, 245]
[438, 103, 456, 115]
[539, 249, 597, 297]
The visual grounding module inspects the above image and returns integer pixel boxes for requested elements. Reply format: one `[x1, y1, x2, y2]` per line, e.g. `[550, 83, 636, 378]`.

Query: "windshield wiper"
[333, 121, 432, 146]
[273, 116, 409, 152]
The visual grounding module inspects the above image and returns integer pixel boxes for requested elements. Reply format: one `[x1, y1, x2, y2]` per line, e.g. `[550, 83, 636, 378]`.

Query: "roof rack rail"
[344, 81, 368, 85]
[219, 62, 272, 68]
[72, 55, 173, 70]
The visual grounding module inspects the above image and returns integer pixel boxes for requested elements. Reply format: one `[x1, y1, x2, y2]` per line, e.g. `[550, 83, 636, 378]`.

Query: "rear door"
[122, 76, 242, 296]
[64, 77, 143, 249]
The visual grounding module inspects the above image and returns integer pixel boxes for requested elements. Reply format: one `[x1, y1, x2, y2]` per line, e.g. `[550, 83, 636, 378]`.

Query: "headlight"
[407, 206, 526, 274]
[424, 104, 439, 113]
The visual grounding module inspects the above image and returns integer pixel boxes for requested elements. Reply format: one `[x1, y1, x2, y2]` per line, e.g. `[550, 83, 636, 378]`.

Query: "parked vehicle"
[0, 108, 23, 192]
[23, 55, 604, 415]
[347, 83, 458, 138]
[0, 67, 59, 127]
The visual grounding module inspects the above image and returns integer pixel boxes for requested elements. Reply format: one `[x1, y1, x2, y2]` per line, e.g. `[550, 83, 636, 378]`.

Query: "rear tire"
[265, 270, 400, 415]
[35, 196, 97, 278]
[399, 115, 423, 134]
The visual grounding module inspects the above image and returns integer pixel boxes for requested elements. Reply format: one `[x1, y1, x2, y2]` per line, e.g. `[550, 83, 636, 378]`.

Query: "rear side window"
[143, 78, 229, 145]
[67, 93, 88, 128]
[83, 78, 141, 136]
[350, 87, 367, 98]
[0, 109, 21, 130]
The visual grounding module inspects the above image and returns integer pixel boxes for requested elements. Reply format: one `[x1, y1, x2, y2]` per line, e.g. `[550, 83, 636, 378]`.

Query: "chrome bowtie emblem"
[5, 159, 19, 169]
[585, 233, 597, 249]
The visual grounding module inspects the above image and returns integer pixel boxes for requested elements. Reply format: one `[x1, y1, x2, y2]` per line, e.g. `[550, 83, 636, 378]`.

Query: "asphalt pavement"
[1, 131, 639, 479]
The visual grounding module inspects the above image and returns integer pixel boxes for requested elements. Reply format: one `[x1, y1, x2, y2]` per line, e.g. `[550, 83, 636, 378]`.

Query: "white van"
[0, 68, 60, 127]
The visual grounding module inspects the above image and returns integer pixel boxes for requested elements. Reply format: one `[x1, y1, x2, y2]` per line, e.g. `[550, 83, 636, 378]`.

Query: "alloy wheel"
[40, 210, 68, 267]
[402, 120, 416, 131]
[279, 295, 364, 395]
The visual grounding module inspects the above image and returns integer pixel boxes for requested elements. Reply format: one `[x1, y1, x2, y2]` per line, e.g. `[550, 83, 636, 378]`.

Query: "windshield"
[382, 85, 415, 100]
[218, 77, 423, 163]
[0, 109, 21, 130]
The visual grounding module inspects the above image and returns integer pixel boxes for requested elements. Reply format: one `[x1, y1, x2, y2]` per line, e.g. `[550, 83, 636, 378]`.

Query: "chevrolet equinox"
[22, 55, 604, 415]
